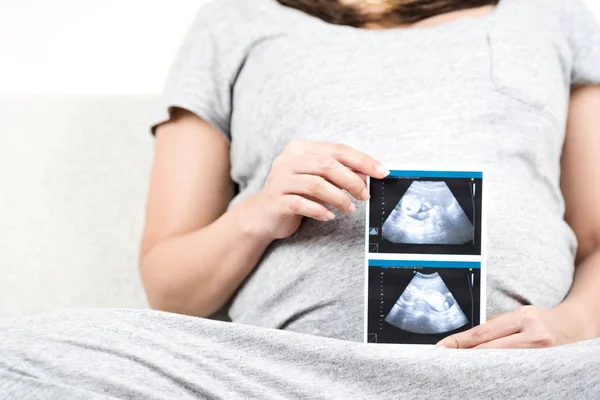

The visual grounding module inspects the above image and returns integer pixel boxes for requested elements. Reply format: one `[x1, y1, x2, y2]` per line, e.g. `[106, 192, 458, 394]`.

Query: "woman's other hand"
[435, 305, 586, 349]
[242, 140, 389, 240]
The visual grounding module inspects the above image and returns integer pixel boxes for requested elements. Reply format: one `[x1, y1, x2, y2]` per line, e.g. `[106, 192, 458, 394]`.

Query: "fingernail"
[376, 164, 390, 177]
[326, 211, 336, 220]
[360, 188, 370, 201]
[348, 203, 356, 213]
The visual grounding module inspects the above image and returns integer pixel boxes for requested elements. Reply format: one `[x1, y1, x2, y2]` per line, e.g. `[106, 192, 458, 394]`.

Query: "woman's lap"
[1, 309, 599, 400]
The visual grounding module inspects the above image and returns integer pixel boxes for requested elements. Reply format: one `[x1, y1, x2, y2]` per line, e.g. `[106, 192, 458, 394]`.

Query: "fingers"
[287, 156, 369, 201]
[270, 140, 385, 222]
[324, 142, 389, 179]
[280, 174, 355, 214]
[473, 333, 538, 349]
[279, 195, 335, 222]
[355, 172, 368, 184]
[486, 314, 501, 321]
[285, 140, 389, 179]
[436, 311, 522, 349]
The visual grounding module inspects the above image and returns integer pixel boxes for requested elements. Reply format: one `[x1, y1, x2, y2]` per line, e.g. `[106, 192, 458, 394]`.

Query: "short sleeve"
[563, 0, 600, 86]
[151, 1, 249, 139]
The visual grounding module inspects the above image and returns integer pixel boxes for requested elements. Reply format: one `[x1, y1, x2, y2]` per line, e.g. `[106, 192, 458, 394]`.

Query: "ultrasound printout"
[381, 181, 474, 246]
[365, 168, 487, 345]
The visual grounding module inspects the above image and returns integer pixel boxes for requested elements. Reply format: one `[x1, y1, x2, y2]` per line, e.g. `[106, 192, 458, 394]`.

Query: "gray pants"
[1, 309, 599, 399]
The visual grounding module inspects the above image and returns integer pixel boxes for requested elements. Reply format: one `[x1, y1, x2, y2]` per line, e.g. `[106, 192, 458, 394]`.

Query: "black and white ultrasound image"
[368, 177, 483, 255]
[367, 266, 481, 344]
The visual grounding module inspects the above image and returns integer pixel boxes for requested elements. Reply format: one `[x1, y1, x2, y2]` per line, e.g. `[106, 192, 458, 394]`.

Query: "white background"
[0, 0, 206, 94]
[0, 0, 599, 95]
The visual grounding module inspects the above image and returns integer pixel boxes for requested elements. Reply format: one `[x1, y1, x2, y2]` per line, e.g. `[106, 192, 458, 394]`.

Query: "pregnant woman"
[2, 0, 600, 398]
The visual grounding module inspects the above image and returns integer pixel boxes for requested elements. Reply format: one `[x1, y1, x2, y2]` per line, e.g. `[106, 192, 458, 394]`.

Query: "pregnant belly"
[229, 167, 576, 340]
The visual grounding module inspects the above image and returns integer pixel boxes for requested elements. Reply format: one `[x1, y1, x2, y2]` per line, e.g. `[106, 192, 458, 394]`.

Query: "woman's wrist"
[556, 299, 600, 341]
[229, 193, 277, 245]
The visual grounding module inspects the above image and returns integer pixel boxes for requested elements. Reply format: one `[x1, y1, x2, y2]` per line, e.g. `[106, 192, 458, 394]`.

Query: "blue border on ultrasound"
[387, 170, 483, 178]
[368, 260, 481, 269]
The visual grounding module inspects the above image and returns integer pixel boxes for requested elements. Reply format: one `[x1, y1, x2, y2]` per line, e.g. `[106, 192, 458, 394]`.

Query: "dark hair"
[276, 0, 499, 27]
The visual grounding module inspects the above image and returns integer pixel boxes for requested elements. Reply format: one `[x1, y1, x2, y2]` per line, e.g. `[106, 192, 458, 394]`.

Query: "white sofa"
[0, 96, 158, 321]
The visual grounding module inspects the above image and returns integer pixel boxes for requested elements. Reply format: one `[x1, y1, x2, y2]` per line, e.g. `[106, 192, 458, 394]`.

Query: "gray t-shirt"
[152, 0, 600, 341]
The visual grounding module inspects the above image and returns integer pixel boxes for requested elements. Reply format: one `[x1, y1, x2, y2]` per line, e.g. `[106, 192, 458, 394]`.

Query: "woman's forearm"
[559, 85, 600, 341]
[560, 248, 600, 341]
[140, 195, 274, 318]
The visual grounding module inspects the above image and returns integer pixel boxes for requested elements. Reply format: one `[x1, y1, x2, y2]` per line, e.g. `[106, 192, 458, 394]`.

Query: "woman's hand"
[243, 139, 389, 240]
[436, 305, 586, 349]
